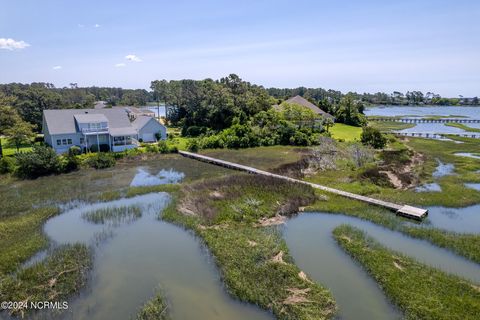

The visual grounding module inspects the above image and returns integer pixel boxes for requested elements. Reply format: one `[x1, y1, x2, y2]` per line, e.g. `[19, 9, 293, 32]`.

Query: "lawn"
[0, 137, 32, 156]
[329, 123, 362, 141]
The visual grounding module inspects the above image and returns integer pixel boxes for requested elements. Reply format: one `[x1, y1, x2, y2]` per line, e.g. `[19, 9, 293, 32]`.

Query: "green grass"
[368, 121, 416, 132]
[0, 244, 92, 317]
[201, 145, 308, 171]
[328, 123, 362, 141]
[81, 205, 142, 225]
[136, 292, 171, 320]
[0, 207, 59, 275]
[445, 122, 480, 133]
[162, 174, 337, 320]
[333, 225, 480, 320]
[309, 191, 480, 264]
[1, 137, 32, 156]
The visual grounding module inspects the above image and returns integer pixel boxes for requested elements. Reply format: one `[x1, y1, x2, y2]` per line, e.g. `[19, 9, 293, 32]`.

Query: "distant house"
[118, 106, 156, 120]
[42, 108, 166, 154]
[132, 116, 167, 142]
[274, 95, 335, 120]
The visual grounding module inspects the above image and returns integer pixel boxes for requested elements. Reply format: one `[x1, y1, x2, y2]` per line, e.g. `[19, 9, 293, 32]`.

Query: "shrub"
[186, 139, 200, 152]
[61, 154, 80, 173]
[14, 146, 61, 179]
[145, 144, 159, 153]
[157, 141, 169, 153]
[68, 146, 82, 156]
[183, 125, 207, 137]
[85, 152, 116, 169]
[361, 126, 387, 149]
[154, 132, 162, 141]
[0, 156, 16, 174]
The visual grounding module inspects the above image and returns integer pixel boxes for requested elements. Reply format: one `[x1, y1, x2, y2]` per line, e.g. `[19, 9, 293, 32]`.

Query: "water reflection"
[425, 205, 480, 233]
[284, 212, 480, 320]
[455, 152, 480, 160]
[465, 183, 480, 191]
[130, 168, 185, 187]
[41, 193, 272, 320]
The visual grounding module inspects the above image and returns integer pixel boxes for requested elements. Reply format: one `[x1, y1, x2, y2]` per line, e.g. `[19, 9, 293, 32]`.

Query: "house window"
[67, 139, 72, 145]
[80, 138, 84, 144]
[56, 139, 61, 146]
[62, 139, 67, 145]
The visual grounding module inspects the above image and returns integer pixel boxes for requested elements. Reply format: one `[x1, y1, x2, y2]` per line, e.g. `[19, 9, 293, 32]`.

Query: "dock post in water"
[178, 151, 428, 220]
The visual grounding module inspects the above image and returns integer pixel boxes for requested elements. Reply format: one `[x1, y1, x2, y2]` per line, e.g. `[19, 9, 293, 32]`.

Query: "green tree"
[361, 126, 386, 149]
[4, 119, 36, 151]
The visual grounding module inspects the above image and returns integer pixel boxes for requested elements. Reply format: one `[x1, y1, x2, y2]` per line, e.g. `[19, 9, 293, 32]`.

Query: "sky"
[1, 0, 479, 96]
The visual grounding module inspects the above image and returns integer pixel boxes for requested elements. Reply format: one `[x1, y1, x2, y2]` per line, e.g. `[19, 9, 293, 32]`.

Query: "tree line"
[267, 87, 479, 106]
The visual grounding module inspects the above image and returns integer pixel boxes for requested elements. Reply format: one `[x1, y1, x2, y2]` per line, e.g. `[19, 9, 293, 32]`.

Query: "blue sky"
[1, 0, 479, 96]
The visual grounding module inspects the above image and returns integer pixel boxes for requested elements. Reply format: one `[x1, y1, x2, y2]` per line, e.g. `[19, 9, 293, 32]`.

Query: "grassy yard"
[334, 225, 480, 320]
[328, 123, 362, 141]
[1, 137, 33, 156]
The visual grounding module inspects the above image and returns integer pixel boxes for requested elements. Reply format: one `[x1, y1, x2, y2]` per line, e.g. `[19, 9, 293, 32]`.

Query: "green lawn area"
[1, 137, 33, 156]
[329, 123, 362, 141]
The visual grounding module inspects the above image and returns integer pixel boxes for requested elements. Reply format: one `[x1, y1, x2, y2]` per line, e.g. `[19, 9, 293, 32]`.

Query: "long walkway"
[179, 150, 428, 220]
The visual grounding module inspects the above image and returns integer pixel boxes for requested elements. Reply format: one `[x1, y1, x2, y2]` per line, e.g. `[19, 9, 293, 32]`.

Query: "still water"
[365, 106, 480, 118]
[284, 212, 480, 320]
[42, 193, 271, 320]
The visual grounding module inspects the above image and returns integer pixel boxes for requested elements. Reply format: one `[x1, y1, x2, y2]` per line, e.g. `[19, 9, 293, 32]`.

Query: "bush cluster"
[84, 152, 116, 169]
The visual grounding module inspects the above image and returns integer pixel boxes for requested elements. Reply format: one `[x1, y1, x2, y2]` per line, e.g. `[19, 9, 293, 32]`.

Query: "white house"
[42, 109, 166, 153]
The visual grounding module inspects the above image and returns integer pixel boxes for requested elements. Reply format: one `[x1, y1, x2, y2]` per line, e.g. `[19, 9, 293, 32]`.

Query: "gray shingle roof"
[131, 115, 153, 130]
[283, 95, 334, 118]
[43, 108, 132, 135]
[73, 113, 108, 124]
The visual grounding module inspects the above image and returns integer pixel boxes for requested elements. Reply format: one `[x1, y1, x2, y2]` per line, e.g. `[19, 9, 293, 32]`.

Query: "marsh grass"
[445, 122, 480, 133]
[368, 121, 416, 132]
[161, 174, 337, 319]
[0, 244, 92, 317]
[178, 174, 316, 224]
[333, 225, 480, 320]
[309, 191, 480, 264]
[82, 205, 142, 225]
[136, 292, 171, 320]
[0, 207, 59, 275]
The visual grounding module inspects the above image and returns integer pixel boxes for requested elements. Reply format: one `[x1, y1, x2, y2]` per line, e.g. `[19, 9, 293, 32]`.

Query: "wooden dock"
[370, 117, 480, 124]
[179, 151, 428, 220]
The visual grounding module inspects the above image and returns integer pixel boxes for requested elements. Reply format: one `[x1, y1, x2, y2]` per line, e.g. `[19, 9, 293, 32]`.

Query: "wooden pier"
[370, 117, 480, 124]
[395, 132, 480, 139]
[179, 151, 428, 220]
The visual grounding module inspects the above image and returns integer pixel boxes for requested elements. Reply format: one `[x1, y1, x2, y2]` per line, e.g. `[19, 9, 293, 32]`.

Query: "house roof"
[132, 115, 154, 130]
[109, 127, 138, 137]
[280, 95, 334, 118]
[73, 113, 108, 124]
[43, 108, 132, 135]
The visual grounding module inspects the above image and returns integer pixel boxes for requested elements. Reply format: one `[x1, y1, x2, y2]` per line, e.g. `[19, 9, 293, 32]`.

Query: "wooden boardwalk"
[179, 151, 428, 220]
[370, 117, 480, 124]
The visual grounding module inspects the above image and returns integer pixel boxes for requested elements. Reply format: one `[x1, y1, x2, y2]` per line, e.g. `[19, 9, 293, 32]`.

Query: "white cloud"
[78, 24, 85, 28]
[53, 66, 62, 70]
[94, 24, 101, 28]
[0, 38, 30, 50]
[115, 63, 126, 67]
[125, 54, 142, 62]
